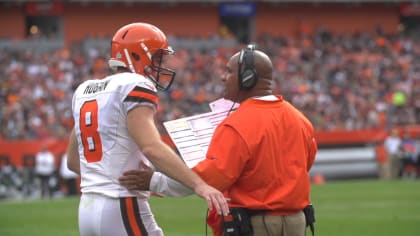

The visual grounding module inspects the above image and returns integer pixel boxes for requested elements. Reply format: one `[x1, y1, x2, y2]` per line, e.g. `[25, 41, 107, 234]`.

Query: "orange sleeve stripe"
[125, 198, 143, 236]
[127, 90, 158, 104]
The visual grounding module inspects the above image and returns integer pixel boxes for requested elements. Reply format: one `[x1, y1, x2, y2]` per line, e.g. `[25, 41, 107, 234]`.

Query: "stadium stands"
[1, 28, 420, 140]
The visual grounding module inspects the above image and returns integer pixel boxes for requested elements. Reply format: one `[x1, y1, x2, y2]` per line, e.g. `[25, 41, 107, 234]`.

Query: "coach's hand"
[119, 161, 154, 191]
[194, 184, 229, 216]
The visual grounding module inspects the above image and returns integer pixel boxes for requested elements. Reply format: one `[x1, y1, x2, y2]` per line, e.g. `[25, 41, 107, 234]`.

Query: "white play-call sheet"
[163, 98, 238, 168]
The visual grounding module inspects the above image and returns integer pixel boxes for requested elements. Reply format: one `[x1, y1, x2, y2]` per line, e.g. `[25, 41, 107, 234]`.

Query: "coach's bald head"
[222, 48, 274, 103]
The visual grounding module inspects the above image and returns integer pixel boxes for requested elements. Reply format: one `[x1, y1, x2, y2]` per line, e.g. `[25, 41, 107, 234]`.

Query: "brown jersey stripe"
[132, 86, 157, 95]
[124, 97, 158, 107]
[125, 90, 158, 105]
[120, 197, 148, 236]
[129, 87, 157, 97]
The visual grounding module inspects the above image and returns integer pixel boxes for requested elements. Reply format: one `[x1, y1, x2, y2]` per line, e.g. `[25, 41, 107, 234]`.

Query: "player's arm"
[127, 106, 194, 185]
[119, 161, 194, 197]
[127, 105, 228, 215]
[66, 128, 80, 175]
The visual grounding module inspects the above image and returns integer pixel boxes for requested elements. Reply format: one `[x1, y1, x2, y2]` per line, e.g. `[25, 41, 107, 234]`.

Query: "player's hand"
[119, 161, 154, 191]
[194, 184, 229, 216]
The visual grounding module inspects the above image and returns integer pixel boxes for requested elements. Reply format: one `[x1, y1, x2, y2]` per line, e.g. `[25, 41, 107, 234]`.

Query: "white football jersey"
[72, 72, 158, 198]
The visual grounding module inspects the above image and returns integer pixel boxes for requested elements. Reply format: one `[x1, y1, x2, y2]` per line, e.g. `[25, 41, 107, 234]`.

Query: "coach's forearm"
[150, 172, 194, 197]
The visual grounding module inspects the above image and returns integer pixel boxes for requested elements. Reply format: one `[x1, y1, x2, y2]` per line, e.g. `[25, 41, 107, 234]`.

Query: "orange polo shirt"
[193, 95, 317, 235]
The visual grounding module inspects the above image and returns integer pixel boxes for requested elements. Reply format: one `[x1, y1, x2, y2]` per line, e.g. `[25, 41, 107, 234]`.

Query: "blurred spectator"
[0, 164, 22, 199]
[399, 129, 417, 178]
[415, 137, 420, 178]
[59, 153, 78, 196]
[384, 128, 402, 180]
[34, 145, 56, 199]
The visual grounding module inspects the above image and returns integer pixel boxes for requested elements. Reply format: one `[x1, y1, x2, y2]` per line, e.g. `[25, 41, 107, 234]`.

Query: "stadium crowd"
[1, 27, 420, 141]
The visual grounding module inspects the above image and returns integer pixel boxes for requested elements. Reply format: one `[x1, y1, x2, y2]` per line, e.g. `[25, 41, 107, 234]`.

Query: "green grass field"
[0, 179, 419, 236]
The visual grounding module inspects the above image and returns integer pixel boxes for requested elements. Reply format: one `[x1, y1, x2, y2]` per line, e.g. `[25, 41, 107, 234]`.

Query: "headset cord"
[227, 92, 240, 116]
[205, 208, 209, 236]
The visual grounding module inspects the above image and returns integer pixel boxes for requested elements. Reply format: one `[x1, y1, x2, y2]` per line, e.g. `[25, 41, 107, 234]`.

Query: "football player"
[66, 22, 228, 236]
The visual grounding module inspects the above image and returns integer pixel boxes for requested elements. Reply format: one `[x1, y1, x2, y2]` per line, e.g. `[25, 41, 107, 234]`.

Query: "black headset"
[238, 44, 258, 90]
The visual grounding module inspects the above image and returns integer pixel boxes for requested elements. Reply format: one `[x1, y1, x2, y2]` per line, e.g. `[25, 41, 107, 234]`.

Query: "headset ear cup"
[238, 44, 258, 90]
[240, 69, 257, 90]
